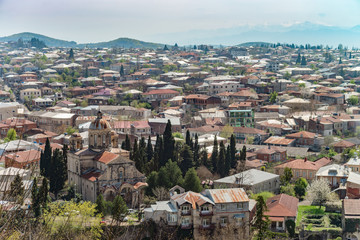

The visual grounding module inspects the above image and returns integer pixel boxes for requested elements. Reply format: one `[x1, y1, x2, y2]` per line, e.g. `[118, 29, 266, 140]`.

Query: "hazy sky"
[1, 0, 360, 43]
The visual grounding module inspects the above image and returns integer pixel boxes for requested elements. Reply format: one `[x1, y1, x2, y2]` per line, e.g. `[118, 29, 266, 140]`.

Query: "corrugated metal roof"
[205, 188, 249, 203]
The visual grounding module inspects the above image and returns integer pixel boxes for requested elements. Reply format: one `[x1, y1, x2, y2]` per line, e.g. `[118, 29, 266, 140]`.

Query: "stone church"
[67, 111, 147, 207]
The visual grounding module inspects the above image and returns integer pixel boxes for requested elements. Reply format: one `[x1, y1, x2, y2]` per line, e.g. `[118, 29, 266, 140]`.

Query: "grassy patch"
[296, 206, 325, 227]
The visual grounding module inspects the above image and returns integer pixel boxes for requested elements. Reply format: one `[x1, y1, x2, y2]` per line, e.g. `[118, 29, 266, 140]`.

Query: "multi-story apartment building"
[20, 88, 41, 101]
[228, 109, 254, 128]
[144, 188, 252, 239]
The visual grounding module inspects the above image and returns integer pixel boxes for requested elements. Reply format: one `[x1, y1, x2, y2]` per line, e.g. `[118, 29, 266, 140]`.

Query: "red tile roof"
[274, 158, 331, 171]
[142, 89, 179, 95]
[94, 151, 118, 164]
[266, 194, 299, 217]
[286, 131, 316, 139]
[6, 149, 41, 163]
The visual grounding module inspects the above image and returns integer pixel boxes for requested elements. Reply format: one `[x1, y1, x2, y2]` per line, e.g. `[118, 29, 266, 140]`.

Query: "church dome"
[89, 111, 111, 130]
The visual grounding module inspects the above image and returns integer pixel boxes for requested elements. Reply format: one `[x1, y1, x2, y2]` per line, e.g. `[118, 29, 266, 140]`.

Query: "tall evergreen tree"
[125, 134, 131, 151]
[112, 195, 128, 223]
[138, 137, 147, 172]
[84, 66, 89, 78]
[163, 45, 169, 51]
[179, 144, 194, 175]
[163, 120, 175, 164]
[69, 48, 74, 59]
[155, 135, 164, 168]
[193, 134, 200, 167]
[120, 65, 125, 77]
[200, 148, 211, 169]
[183, 168, 202, 192]
[239, 146, 247, 172]
[43, 138, 52, 178]
[225, 145, 231, 177]
[211, 136, 219, 173]
[146, 135, 153, 162]
[31, 177, 41, 218]
[296, 53, 301, 64]
[218, 141, 226, 177]
[39, 151, 45, 176]
[62, 144, 68, 166]
[339, 57, 343, 64]
[230, 134, 237, 168]
[49, 148, 67, 198]
[185, 130, 193, 149]
[254, 196, 270, 239]
[301, 56, 307, 66]
[39, 177, 49, 210]
[96, 194, 106, 215]
[9, 174, 24, 204]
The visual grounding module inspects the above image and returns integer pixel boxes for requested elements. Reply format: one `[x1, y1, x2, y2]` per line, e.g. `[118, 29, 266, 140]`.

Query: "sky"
[0, 0, 360, 43]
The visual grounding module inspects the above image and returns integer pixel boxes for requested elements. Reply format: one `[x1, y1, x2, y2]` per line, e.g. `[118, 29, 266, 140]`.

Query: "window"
[182, 205, 190, 211]
[278, 221, 283, 228]
[168, 214, 177, 222]
[182, 217, 190, 225]
[296, 171, 299, 177]
[303, 171, 306, 178]
[202, 218, 210, 226]
[237, 203, 244, 210]
[220, 204, 226, 211]
[220, 217, 227, 225]
[201, 206, 209, 212]
[309, 172, 313, 178]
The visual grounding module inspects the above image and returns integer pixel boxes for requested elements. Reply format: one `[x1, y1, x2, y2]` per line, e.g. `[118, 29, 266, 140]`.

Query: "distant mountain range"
[149, 22, 360, 47]
[0, 32, 164, 49]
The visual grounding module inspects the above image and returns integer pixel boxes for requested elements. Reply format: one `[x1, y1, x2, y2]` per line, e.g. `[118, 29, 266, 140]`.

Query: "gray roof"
[214, 169, 279, 186]
[146, 201, 177, 213]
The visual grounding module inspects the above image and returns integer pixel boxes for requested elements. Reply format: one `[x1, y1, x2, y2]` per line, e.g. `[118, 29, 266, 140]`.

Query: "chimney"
[304, 157, 307, 162]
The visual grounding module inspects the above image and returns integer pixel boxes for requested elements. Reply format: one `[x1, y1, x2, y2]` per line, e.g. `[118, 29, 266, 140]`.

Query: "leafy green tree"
[163, 160, 183, 188]
[4, 128, 17, 142]
[294, 177, 308, 199]
[183, 168, 202, 192]
[180, 144, 194, 175]
[220, 125, 234, 140]
[284, 71, 291, 80]
[280, 167, 293, 185]
[253, 195, 270, 240]
[112, 195, 128, 223]
[9, 174, 24, 204]
[163, 120, 175, 164]
[285, 219, 296, 238]
[146, 171, 159, 196]
[348, 95, 359, 105]
[95, 194, 106, 215]
[280, 184, 295, 196]
[211, 136, 219, 173]
[269, 91, 278, 104]
[66, 126, 77, 135]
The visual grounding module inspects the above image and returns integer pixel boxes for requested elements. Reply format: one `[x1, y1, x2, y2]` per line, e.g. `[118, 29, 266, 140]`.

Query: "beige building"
[67, 111, 146, 206]
[20, 88, 41, 101]
[144, 187, 252, 239]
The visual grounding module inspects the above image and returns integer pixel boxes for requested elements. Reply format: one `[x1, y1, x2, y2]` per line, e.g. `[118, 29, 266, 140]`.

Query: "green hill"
[0, 32, 164, 49]
[237, 42, 272, 47]
[0, 32, 77, 47]
[78, 37, 163, 49]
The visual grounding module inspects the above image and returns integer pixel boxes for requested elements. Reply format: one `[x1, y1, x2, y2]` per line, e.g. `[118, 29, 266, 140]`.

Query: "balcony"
[181, 210, 191, 216]
[199, 223, 215, 230]
[199, 211, 213, 217]
[181, 224, 192, 230]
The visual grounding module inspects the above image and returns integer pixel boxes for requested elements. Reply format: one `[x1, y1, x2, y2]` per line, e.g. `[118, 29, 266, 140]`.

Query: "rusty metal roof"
[205, 188, 249, 203]
[171, 191, 214, 209]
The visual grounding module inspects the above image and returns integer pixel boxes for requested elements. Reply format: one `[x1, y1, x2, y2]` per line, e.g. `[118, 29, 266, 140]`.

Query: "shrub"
[306, 214, 323, 219]
[329, 214, 341, 227]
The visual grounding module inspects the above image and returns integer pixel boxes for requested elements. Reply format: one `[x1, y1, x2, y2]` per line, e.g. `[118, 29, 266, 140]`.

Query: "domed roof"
[89, 111, 111, 130]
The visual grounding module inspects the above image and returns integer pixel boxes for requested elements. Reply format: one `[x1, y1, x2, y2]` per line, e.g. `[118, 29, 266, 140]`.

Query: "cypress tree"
[179, 144, 194, 175]
[138, 137, 147, 172]
[155, 135, 164, 168]
[200, 148, 211, 169]
[230, 134, 237, 168]
[218, 141, 226, 177]
[49, 149, 67, 199]
[225, 145, 231, 177]
[120, 65, 125, 77]
[84, 66, 89, 78]
[125, 134, 131, 151]
[121, 141, 126, 149]
[254, 196, 270, 239]
[211, 136, 219, 173]
[39, 151, 45, 176]
[96, 194, 106, 215]
[69, 48, 74, 59]
[185, 130, 192, 149]
[131, 139, 138, 160]
[112, 195, 128, 223]
[31, 177, 41, 218]
[296, 53, 301, 64]
[193, 134, 200, 167]
[147, 136, 153, 162]
[163, 120, 174, 164]
[39, 177, 49, 210]
[43, 138, 52, 178]
[62, 144, 68, 166]
[239, 146, 247, 172]
[301, 56, 307, 66]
